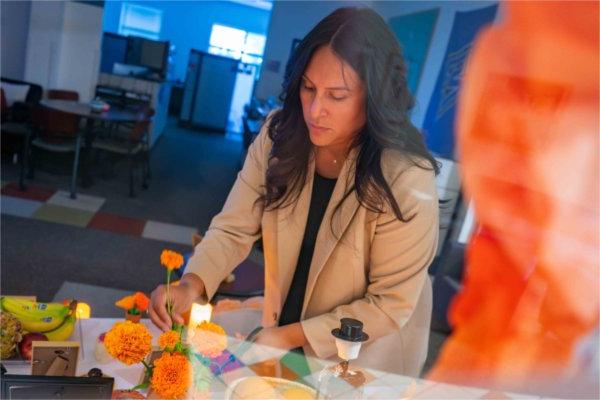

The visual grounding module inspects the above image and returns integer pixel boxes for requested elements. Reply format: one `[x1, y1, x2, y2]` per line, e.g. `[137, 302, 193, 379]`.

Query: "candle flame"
[189, 302, 212, 328]
[76, 302, 91, 319]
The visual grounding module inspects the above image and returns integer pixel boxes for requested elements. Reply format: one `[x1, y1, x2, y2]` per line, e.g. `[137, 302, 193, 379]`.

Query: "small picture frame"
[31, 341, 79, 376]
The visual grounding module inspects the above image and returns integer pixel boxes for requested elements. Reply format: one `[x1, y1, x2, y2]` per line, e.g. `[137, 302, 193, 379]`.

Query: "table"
[39, 100, 142, 199]
[3, 315, 551, 399]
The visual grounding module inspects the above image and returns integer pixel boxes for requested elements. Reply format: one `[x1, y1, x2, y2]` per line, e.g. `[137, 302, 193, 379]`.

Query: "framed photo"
[138, 347, 163, 387]
[31, 341, 79, 376]
[1, 374, 113, 399]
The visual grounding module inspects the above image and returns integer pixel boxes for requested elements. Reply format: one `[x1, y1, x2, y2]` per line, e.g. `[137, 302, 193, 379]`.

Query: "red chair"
[47, 90, 79, 101]
[1, 88, 8, 116]
[92, 107, 154, 196]
[46, 89, 81, 138]
[1, 88, 31, 189]
[29, 105, 83, 191]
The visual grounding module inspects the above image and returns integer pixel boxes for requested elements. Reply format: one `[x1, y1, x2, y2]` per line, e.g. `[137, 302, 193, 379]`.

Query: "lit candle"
[189, 302, 212, 329]
[75, 302, 91, 360]
[76, 302, 91, 319]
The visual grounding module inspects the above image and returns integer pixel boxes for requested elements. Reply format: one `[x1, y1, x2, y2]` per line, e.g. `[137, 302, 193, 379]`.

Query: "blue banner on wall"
[423, 4, 498, 160]
[389, 8, 440, 96]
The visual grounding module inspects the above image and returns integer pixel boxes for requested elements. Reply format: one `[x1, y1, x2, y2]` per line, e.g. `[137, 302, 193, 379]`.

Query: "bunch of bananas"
[0, 297, 78, 341]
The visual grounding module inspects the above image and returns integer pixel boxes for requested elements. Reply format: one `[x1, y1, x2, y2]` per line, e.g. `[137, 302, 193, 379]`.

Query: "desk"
[39, 100, 142, 199]
[2, 314, 534, 399]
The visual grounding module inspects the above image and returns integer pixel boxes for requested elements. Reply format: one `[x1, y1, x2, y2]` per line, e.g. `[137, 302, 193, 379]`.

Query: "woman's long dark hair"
[260, 7, 439, 223]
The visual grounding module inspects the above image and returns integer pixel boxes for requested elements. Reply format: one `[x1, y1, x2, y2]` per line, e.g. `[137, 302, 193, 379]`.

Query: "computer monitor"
[101, 33, 169, 80]
[140, 39, 168, 71]
[100, 33, 128, 74]
[125, 36, 168, 78]
[1, 374, 114, 399]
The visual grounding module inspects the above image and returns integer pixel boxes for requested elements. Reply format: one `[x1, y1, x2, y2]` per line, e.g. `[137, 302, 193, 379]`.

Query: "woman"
[150, 7, 439, 376]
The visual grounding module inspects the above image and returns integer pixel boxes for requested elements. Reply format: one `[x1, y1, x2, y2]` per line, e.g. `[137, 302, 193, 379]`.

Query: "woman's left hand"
[253, 323, 308, 350]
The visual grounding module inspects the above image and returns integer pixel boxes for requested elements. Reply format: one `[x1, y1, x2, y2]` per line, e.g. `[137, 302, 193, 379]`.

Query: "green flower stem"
[166, 268, 172, 317]
[174, 323, 184, 336]
[141, 359, 153, 372]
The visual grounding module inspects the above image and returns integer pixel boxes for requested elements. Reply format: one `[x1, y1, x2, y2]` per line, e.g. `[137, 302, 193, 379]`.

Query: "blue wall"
[102, 1, 271, 82]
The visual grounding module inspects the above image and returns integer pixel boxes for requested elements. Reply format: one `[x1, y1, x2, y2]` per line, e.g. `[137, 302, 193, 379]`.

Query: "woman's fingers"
[150, 285, 172, 331]
[172, 313, 185, 325]
[150, 284, 195, 330]
[171, 294, 191, 326]
[148, 306, 168, 332]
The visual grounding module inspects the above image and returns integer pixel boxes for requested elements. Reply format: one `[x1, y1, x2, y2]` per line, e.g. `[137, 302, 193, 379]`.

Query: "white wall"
[372, 0, 500, 129]
[1, 0, 31, 80]
[254, 0, 372, 100]
[24, 1, 103, 101]
[24, 1, 65, 89]
[56, 1, 103, 101]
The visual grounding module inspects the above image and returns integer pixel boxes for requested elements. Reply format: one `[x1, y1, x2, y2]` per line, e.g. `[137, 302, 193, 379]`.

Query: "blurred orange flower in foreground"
[104, 321, 152, 365]
[161, 250, 184, 271]
[151, 352, 191, 399]
[188, 321, 228, 359]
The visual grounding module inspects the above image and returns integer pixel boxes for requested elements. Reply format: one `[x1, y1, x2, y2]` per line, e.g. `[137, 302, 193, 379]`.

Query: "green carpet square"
[32, 204, 95, 227]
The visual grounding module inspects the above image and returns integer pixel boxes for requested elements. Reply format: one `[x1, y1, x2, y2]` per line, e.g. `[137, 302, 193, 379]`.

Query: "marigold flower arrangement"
[158, 330, 181, 351]
[151, 352, 191, 399]
[105, 249, 230, 399]
[115, 292, 150, 317]
[104, 321, 152, 365]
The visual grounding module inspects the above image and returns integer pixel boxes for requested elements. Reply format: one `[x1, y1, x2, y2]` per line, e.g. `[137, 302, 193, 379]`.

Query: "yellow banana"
[1, 297, 69, 319]
[8, 312, 66, 333]
[44, 315, 76, 341]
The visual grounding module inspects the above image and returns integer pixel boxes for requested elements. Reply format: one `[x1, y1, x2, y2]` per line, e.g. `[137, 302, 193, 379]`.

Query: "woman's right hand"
[149, 273, 206, 331]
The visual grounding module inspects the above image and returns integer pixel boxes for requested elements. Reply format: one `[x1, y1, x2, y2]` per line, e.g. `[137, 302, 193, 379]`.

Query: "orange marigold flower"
[104, 321, 152, 365]
[134, 292, 150, 312]
[161, 250, 184, 271]
[151, 352, 191, 399]
[158, 330, 181, 350]
[188, 321, 228, 359]
[115, 295, 136, 311]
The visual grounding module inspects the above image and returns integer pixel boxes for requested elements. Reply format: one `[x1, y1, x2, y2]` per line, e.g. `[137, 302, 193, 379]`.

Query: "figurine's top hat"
[331, 318, 369, 342]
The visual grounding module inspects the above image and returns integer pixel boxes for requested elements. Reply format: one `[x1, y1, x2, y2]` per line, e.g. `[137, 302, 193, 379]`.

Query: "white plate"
[225, 376, 317, 399]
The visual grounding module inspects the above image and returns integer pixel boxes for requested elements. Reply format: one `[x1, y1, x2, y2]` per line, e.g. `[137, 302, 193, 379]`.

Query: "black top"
[278, 173, 337, 327]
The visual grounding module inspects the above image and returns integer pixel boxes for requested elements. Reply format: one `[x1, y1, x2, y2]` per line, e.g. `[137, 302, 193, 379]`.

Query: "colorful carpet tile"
[1, 182, 198, 246]
[1, 195, 42, 218]
[1, 182, 55, 202]
[32, 203, 96, 228]
[88, 212, 146, 237]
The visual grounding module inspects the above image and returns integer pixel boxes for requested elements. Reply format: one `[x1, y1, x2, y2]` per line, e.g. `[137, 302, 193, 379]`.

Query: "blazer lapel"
[301, 149, 361, 316]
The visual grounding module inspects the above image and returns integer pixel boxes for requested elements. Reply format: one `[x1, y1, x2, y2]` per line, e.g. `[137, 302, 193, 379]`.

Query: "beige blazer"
[186, 116, 439, 376]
